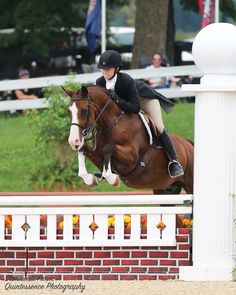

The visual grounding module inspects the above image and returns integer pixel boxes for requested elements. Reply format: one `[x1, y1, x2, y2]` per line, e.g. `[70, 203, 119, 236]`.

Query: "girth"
[120, 145, 157, 182]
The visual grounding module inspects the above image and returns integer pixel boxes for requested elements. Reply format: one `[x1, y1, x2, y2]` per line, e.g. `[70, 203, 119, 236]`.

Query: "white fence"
[0, 194, 192, 247]
[0, 65, 202, 112]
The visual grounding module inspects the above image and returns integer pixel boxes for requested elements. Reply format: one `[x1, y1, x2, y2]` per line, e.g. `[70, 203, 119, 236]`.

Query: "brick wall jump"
[0, 228, 191, 281]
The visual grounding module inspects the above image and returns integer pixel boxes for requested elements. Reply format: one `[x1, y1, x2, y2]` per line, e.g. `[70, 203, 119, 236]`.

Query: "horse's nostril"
[75, 139, 80, 146]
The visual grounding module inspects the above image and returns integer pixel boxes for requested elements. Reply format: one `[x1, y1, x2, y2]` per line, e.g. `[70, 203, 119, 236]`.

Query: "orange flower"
[5, 215, 12, 228]
[73, 215, 79, 225]
[108, 216, 115, 228]
[182, 218, 193, 227]
[124, 215, 131, 225]
[58, 221, 64, 229]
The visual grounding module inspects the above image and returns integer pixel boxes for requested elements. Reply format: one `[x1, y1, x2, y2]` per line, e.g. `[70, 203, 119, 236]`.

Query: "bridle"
[70, 96, 110, 136]
[70, 93, 124, 149]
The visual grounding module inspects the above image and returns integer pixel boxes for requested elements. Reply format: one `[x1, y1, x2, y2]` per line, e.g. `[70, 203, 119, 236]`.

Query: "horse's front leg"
[78, 151, 98, 186]
[102, 144, 120, 186]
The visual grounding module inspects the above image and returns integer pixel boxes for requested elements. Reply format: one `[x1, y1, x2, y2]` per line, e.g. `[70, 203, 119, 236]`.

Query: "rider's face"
[101, 67, 116, 80]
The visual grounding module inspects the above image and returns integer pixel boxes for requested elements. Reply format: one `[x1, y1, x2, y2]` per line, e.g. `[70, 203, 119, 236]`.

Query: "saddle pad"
[139, 112, 153, 145]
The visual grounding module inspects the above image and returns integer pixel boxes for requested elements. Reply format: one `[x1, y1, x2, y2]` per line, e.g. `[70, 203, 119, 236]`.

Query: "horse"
[63, 85, 193, 194]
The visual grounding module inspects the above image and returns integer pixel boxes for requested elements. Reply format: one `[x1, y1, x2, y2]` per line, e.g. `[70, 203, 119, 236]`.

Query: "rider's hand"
[108, 89, 120, 103]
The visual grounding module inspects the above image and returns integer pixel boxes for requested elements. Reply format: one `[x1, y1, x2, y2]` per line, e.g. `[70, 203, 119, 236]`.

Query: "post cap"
[193, 23, 236, 76]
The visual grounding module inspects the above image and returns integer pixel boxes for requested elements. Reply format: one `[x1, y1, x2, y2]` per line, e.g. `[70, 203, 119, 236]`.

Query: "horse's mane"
[87, 85, 109, 96]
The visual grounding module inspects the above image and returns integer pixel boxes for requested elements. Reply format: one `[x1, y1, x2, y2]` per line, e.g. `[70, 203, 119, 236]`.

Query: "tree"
[0, 0, 129, 57]
[0, 0, 89, 56]
[132, 0, 175, 68]
[1, 0, 236, 65]
[132, 0, 236, 68]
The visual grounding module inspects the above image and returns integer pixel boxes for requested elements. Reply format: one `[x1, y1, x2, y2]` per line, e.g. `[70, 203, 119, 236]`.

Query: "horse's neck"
[95, 97, 122, 129]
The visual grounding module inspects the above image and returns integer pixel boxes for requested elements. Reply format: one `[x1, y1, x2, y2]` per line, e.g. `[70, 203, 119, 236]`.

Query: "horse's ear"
[80, 85, 88, 98]
[61, 86, 73, 97]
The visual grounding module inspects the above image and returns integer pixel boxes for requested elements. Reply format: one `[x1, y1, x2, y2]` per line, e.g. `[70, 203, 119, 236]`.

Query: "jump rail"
[0, 194, 192, 247]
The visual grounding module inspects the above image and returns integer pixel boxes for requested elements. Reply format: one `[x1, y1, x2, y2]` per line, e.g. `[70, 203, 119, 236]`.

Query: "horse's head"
[63, 85, 98, 150]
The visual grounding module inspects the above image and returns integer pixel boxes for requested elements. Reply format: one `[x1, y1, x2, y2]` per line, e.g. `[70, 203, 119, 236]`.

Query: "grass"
[0, 102, 194, 192]
[163, 100, 194, 140]
[0, 114, 42, 191]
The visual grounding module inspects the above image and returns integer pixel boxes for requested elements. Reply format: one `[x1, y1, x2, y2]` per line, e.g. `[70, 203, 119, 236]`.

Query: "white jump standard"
[180, 22, 236, 281]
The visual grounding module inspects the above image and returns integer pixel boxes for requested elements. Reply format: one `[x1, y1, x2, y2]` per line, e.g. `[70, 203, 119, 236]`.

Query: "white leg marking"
[78, 152, 97, 186]
[102, 160, 120, 186]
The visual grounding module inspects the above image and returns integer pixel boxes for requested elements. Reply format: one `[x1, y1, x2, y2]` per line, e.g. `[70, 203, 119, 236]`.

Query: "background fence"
[0, 65, 202, 112]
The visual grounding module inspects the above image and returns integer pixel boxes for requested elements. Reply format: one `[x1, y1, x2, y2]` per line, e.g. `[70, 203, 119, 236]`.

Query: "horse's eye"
[81, 108, 89, 118]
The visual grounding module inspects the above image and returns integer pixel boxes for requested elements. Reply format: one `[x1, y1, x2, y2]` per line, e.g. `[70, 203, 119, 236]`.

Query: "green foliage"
[0, 0, 130, 56]
[0, 0, 88, 55]
[27, 75, 83, 190]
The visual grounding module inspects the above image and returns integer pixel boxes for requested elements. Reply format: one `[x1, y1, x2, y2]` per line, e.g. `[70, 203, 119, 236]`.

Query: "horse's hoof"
[113, 177, 120, 187]
[90, 176, 98, 186]
[81, 174, 98, 186]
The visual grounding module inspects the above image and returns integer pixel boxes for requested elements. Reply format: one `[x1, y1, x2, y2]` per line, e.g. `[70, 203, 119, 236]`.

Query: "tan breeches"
[139, 97, 165, 134]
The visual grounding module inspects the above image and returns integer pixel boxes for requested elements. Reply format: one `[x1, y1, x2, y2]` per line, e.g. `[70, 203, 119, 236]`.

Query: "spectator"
[14, 69, 39, 100]
[51, 41, 76, 69]
[145, 53, 180, 89]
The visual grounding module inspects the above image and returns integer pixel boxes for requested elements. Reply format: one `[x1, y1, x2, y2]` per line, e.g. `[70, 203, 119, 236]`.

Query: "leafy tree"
[0, 0, 128, 56]
[0, 0, 88, 56]
[1, 0, 236, 65]
[26, 75, 83, 189]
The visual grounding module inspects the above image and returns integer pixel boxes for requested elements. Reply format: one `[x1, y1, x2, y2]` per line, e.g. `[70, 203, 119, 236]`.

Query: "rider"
[96, 50, 184, 178]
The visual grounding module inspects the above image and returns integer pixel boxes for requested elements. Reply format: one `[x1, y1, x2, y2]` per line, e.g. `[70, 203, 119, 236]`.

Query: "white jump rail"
[0, 194, 192, 247]
[0, 65, 202, 112]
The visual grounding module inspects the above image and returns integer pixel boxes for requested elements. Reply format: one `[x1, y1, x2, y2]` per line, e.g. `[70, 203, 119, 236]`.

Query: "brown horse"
[64, 85, 193, 194]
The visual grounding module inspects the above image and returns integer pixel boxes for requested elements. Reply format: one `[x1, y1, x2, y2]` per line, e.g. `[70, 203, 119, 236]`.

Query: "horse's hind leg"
[183, 160, 193, 194]
[153, 182, 183, 195]
[182, 176, 193, 194]
[182, 157, 194, 194]
[102, 144, 120, 186]
[182, 140, 194, 194]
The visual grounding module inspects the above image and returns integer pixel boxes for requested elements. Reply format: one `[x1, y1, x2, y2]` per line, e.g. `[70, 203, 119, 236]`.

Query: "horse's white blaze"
[68, 102, 84, 150]
[78, 152, 97, 185]
[102, 160, 120, 185]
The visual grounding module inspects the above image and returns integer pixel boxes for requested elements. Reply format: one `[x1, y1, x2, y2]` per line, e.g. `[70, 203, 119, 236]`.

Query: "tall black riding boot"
[158, 129, 184, 178]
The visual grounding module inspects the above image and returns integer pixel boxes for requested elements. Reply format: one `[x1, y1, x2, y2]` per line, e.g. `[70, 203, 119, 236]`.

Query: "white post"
[180, 23, 236, 281]
[101, 0, 106, 53]
[215, 0, 220, 22]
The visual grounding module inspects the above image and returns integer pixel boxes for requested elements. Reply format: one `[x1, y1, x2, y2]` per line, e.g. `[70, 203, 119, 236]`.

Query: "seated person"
[145, 53, 180, 89]
[51, 41, 76, 69]
[14, 69, 39, 100]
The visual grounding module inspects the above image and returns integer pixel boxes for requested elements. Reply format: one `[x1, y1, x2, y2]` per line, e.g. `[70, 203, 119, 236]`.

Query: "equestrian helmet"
[97, 50, 122, 69]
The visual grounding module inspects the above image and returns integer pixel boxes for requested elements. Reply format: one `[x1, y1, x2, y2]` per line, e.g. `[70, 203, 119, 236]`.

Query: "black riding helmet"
[97, 50, 123, 69]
